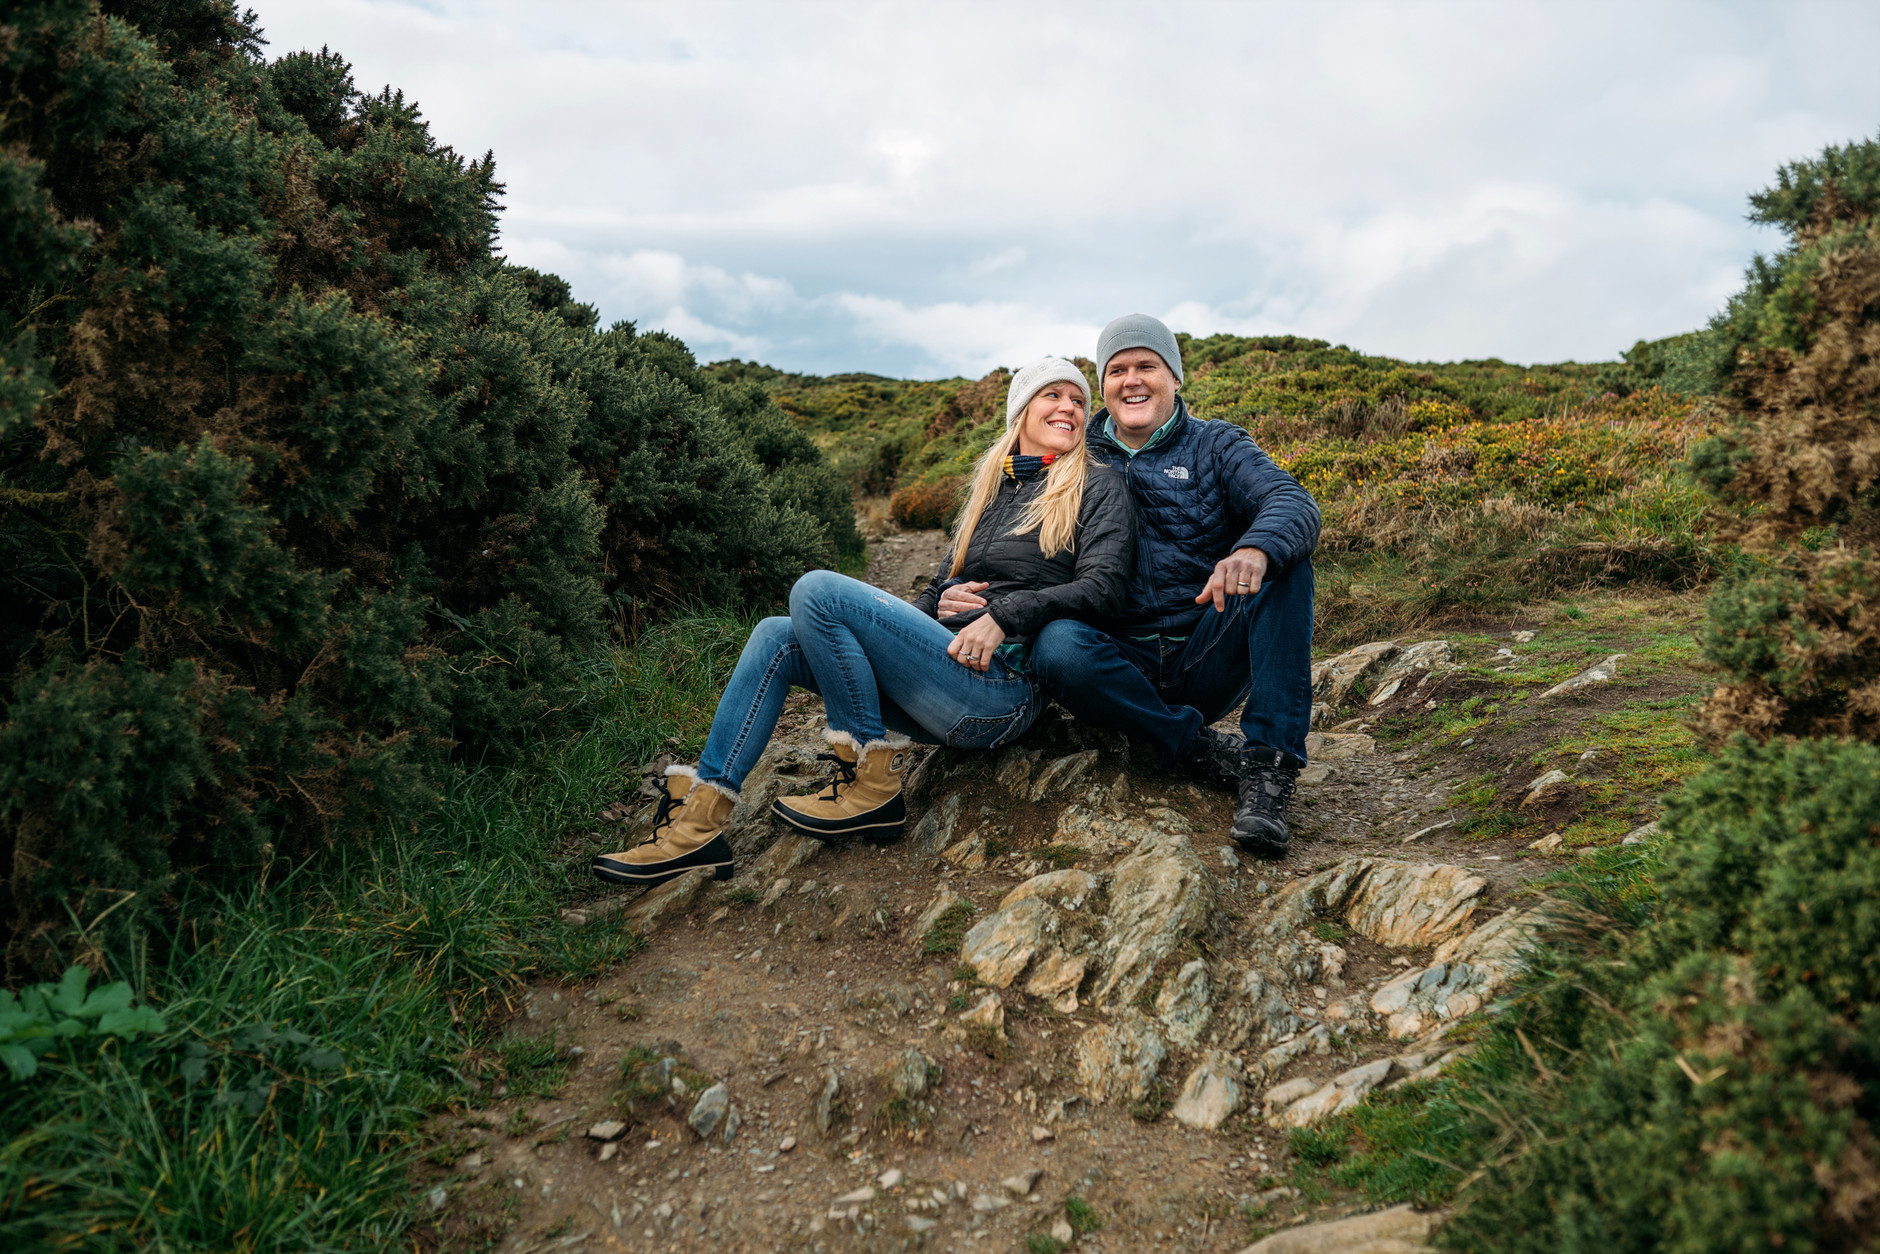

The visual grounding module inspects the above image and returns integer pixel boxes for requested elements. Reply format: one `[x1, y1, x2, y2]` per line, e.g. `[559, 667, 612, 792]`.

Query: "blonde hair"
[948, 410, 1093, 577]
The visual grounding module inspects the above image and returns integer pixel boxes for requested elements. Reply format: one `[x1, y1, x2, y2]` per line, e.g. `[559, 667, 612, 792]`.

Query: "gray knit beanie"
[1096, 313, 1184, 387]
[1004, 356, 1092, 428]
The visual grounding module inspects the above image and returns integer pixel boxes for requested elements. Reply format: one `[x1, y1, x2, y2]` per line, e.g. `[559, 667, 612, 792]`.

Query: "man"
[939, 313, 1319, 858]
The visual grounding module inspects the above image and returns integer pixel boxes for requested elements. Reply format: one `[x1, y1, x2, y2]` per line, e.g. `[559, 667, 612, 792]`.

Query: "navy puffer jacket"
[1087, 396, 1320, 636]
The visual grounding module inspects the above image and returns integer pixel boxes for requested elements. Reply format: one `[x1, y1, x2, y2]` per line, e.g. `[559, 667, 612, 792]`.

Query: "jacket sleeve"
[910, 561, 950, 620]
[984, 467, 1136, 638]
[1218, 425, 1321, 572]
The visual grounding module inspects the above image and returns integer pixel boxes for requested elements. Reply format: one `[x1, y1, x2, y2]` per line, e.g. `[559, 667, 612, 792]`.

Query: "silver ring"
[1236, 580, 1250, 586]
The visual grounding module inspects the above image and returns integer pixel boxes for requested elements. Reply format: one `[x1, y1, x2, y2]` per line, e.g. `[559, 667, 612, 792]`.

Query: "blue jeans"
[696, 571, 1039, 792]
[1031, 558, 1315, 765]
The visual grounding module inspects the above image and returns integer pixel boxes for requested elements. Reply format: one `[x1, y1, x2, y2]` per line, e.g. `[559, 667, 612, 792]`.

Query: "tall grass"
[0, 612, 755, 1252]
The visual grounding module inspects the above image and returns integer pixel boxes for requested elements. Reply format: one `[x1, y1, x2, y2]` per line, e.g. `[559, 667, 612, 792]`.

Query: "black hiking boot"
[1174, 726, 1246, 793]
[1233, 746, 1301, 860]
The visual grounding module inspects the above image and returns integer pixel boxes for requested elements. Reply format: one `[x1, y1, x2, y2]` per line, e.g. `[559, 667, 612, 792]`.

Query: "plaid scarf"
[1002, 452, 1056, 483]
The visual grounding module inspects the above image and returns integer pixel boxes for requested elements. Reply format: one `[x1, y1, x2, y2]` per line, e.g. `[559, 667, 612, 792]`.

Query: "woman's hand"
[947, 613, 1006, 673]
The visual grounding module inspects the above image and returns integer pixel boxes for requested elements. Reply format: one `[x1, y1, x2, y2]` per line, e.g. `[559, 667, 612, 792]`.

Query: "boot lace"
[634, 775, 682, 849]
[814, 752, 858, 801]
[1242, 757, 1298, 819]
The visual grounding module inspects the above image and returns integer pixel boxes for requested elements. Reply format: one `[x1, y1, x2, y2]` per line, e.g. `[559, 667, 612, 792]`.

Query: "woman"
[594, 356, 1134, 887]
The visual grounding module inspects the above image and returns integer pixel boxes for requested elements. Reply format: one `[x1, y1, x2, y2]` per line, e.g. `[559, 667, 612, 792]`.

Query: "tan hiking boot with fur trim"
[771, 733, 910, 840]
[593, 767, 736, 886]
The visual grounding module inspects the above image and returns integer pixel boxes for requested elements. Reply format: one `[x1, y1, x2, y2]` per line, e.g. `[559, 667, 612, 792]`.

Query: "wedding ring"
[1236, 580, 1249, 586]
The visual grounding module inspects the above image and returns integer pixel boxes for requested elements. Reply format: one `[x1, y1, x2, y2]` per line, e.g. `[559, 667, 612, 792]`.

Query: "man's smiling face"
[1103, 347, 1179, 447]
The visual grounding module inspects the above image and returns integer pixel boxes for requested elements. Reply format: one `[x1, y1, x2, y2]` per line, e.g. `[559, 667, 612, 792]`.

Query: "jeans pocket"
[944, 695, 1034, 750]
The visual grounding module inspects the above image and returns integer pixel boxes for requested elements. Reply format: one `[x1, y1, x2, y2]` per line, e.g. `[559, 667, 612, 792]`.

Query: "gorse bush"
[1690, 132, 1880, 745]
[0, 0, 853, 972]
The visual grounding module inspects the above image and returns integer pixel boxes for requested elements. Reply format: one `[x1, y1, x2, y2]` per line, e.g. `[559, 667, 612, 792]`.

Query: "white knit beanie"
[1004, 356, 1092, 428]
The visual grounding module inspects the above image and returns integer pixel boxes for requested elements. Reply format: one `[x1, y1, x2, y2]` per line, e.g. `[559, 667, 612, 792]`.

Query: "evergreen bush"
[0, 0, 851, 972]
[1691, 132, 1880, 744]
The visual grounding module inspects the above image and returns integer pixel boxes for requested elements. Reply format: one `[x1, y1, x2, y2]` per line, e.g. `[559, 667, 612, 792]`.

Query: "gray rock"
[1029, 750, 1100, 801]
[1091, 832, 1215, 1006]
[1261, 1075, 1321, 1119]
[750, 833, 821, 880]
[1270, 1057, 1393, 1128]
[1239, 1202, 1436, 1253]
[1520, 769, 1573, 810]
[623, 867, 715, 931]
[960, 897, 1051, 988]
[1170, 1050, 1244, 1130]
[1540, 652, 1625, 698]
[1073, 1007, 1166, 1104]
[1211, 969, 1301, 1051]
[1259, 1024, 1332, 1076]
[1366, 640, 1455, 706]
[813, 1071, 841, 1138]
[994, 746, 1044, 796]
[1023, 947, 1087, 1013]
[908, 792, 963, 859]
[1000, 868, 1100, 912]
[1154, 959, 1214, 1049]
[1001, 1167, 1044, 1196]
[1622, 820, 1662, 845]
[586, 1119, 627, 1141]
[1311, 641, 1401, 707]
[886, 1048, 938, 1100]
[1370, 905, 1555, 1038]
[688, 1082, 730, 1140]
[1261, 858, 1486, 952]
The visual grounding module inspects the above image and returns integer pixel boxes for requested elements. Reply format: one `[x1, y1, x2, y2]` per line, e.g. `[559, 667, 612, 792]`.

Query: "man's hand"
[1195, 546, 1270, 612]
[938, 581, 989, 617]
[947, 613, 1006, 673]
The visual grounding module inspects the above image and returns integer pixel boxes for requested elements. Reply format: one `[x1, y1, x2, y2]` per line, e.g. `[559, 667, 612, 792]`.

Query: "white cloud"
[253, 0, 1880, 376]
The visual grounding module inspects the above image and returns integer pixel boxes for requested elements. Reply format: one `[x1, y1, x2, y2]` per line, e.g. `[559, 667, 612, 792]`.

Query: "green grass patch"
[921, 902, 976, 955]
[1034, 843, 1085, 869]
[1064, 1196, 1105, 1235]
[0, 613, 752, 1251]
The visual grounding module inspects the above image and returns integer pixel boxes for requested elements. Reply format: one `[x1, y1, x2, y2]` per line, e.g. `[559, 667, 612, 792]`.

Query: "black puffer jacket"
[912, 462, 1135, 648]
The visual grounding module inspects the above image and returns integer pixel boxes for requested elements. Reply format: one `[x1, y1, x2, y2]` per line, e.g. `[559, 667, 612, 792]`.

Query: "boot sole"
[592, 859, 735, 888]
[592, 833, 737, 887]
[770, 796, 906, 840]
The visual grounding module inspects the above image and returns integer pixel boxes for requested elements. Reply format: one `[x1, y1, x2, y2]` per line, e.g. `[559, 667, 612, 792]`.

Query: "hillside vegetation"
[712, 333, 1721, 646]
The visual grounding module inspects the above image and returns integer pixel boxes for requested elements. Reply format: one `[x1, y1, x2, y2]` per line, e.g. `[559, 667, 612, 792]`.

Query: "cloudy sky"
[256, 0, 1880, 378]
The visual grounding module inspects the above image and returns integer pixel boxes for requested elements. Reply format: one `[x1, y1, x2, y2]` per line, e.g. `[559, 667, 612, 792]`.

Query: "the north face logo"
[1163, 465, 1190, 480]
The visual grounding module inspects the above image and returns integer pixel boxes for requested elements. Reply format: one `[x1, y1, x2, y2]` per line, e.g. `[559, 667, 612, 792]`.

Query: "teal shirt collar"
[1102, 396, 1185, 457]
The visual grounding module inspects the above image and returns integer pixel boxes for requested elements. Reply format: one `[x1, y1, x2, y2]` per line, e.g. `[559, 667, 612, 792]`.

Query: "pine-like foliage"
[1443, 737, 1880, 1252]
[1691, 134, 1880, 743]
[0, 1, 851, 971]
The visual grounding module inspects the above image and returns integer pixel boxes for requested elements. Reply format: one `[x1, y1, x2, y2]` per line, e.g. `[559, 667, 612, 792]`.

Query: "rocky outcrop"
[1028, 750, 1099, 801]
[1154, 959, 1214, 1049]
[999, 869, 1100, 912]
[1370, 906, 1551, 1038]
[1073, 1009, 1166, 1105]
[1091, 832, 1215, 1006]
[1311, 639, 1456, 711]
[1264, 858, 1486, 952]
[959, 898, 1051, 989]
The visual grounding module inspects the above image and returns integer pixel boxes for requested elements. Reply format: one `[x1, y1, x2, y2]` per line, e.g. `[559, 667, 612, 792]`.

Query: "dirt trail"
[426, 524, 1699, 1254]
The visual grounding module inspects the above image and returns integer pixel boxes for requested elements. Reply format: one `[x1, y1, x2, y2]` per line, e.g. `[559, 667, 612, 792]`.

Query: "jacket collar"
[1095, 395, 1189, 458]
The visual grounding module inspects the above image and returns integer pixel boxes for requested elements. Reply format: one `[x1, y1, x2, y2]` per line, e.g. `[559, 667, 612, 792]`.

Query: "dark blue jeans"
[1030, 558, 1314, 765]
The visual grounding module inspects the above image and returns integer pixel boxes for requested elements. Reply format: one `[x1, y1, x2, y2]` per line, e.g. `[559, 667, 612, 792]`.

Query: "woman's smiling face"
[1016, 380, 1087, 457]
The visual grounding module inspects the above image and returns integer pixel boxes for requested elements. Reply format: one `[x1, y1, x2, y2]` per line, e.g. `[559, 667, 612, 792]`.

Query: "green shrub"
[0, 3, 850, 971]
[1442, 738, 1880, 1251]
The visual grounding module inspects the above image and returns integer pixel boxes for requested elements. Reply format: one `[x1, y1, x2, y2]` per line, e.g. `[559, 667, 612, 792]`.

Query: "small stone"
[426, 1185, 448, 1212]
[1073, 1008, 1167, 1104]
[1030, 1124, 1055, 1143]
[1170, 1050, 1244, 1130]
[957, 992, 1006, 1037]
[586, 1119, 627, 1141]
[1512, 630, 1536, 642]
[1029, 749, 1100, 801]
[1622, 820, 1662, 845]
[835, 1186, 876, 1205]
[707, 906, 730, 924]
[813, 1072, 841, 1138]
[1528, 832, 1564, 852]
[878, 1168, 905, 1189]
[906, 1216, 937, 1233]
[913, 886, 966, 939]
[597, 1141, 618, 1162]
[1219, 847, 1241, 870]
[688, 1082, 730, 1139]
[1052, 1217, 1076, 1243]
[972, 1192, 1008, 1212]
[1540, 652, 1625, 698]
[1000, 1167, 1044, 1196]
[1521, 770, 1573, 809]
[779, 1135, 797, 1152]
[760, 877, 792, 908]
